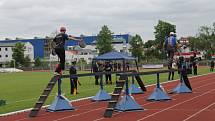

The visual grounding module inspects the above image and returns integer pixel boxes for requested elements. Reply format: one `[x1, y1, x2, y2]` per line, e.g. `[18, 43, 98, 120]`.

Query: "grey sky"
[0, 0, 215, 41]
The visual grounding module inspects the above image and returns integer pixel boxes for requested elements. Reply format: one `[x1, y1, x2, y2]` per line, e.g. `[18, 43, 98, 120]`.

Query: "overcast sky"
[0, 0, 215, 41]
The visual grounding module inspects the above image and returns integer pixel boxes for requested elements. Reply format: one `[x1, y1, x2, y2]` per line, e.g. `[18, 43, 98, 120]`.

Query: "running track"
[0, 73, 215, 121]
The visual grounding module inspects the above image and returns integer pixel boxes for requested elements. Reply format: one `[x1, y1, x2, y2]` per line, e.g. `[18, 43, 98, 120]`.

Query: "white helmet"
[170, 32, 175, 35]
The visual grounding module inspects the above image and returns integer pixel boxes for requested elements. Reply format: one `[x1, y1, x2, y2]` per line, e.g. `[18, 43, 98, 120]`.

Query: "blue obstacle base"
[170, 72, 192, 94]
[115, 75, 143, 111]
[47, 78, 75, 112]
[91, 75, 111, 101]
[147, 73, 171, 101]
[129, 76, 144, 94]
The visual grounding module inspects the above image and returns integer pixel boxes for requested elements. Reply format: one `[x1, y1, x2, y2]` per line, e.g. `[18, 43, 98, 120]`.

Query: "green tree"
[143, 40, 158, 59]
[144, 40, 156, 48]
[154, 20, 176, 59]
[12, 42, 25, 67]
[96, 25, 114, 55]
[23, 56, 31, 67]
[187, 37, 200, 51]
[197, 23, 215, 57]
[34, 57, 42, 67]
[129, 34, 144, 62]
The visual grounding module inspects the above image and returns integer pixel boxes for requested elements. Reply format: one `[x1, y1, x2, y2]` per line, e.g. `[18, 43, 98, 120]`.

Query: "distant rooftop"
[0, 43, 16, 47]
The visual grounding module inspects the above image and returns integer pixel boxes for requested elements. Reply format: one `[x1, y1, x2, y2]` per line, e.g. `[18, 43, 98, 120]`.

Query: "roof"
[0, 43, 16, 47]
[93, 51, 136, 60]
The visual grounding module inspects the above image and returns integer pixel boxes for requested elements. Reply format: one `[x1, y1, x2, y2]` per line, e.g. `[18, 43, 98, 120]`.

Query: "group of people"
[92, 61, 130, 85]
[52, 26, 212, 95]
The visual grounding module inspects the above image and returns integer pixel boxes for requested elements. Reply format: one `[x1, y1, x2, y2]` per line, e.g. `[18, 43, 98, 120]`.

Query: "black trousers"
[55, 48, 65, 71]
[95, 75, 99, 85]
[193, 66, 197, 75]
[105, 74, 112, 84]
[168, 72, 174, 80]
[70, 78, 78, 94]
[210, 67, 214, 71]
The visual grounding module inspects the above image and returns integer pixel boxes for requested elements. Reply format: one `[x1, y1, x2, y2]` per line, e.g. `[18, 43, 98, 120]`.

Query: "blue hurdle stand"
[170, 72, 192, 94]
[129, 75, 144, 94]
[147, 73, 171, 101]
[47, 77, 75, 112]
[91, 74, 111, 101]
[115, 75, 143, 111]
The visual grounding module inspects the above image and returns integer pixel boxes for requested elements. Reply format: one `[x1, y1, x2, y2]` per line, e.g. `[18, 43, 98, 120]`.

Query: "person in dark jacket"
[104, 61, 113, 84]
[178, 56, 192, 91]
[70, 60, 78, 95]
[192, 53, 198, 75]
[92, 61, 99, 85]
[210, 60, 214, 72]
[52, 27, 83, 75]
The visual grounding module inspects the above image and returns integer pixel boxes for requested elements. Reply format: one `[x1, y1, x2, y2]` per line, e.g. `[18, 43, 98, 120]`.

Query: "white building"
[67, 36, 131, 55]
[24, 42, 34, 62]
[0, 42, 34, 65]
[50, 47, 97, 64]
[0, 43, 16, 63]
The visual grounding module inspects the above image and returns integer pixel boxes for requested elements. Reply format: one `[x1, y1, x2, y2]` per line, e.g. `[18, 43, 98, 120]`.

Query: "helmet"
[170, 32, 174, 35]
[60, 27, 66, 32]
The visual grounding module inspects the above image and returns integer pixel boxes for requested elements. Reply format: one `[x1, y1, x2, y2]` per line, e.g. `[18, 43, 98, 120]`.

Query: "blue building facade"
[0, 34, 132, 59]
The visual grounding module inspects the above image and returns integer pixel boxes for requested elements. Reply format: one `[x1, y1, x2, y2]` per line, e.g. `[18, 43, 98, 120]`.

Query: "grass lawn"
[0, 67, 212, 114]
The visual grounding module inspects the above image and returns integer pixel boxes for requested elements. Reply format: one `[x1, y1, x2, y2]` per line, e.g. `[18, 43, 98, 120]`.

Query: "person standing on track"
[168, 61, 176, 80]
[192, 53, 198, 75]
[210, 60, 214, 72]
[178, 56, 192, 91]
[52, 27, 84, 75]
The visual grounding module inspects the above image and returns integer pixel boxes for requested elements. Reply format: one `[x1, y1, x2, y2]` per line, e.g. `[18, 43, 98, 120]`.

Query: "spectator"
[104, 61, 113, 84]
[70, 60, 78, 95]
[210, 60, 214, 72]
[92, 61, 99, 85]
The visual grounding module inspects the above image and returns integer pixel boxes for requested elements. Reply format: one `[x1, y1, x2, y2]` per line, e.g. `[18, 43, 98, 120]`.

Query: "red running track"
[0, 73, 215, 121]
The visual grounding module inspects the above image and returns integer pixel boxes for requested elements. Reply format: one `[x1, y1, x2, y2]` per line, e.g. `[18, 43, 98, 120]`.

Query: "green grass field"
[0, 67, 212, 114]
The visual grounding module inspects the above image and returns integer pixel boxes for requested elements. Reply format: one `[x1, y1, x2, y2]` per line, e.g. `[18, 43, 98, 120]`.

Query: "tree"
[187, 37, 200, 51]
[34, 57, 42, 67]
[96, 25, 114, 55]
[143, 40, 158, 59]
[144, 40, 156, 48]
[12, 42, 25, 67]
[197, 23, 215, 58]
[154, 20, 176, 59]
[129, 34, 144, 62]
[23, 55, 31, 67]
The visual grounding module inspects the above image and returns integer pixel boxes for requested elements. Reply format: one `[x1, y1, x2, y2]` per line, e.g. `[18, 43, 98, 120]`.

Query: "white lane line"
[182, 102, 215, 121]
[136, 89, 215, 121]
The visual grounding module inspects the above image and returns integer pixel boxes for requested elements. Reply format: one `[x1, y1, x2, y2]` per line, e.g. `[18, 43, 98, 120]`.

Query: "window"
[5, 55, 8, 57]
[0, 55, 1, 58]
[5, 48, 8, 51]
[0, 48, 1, 51]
